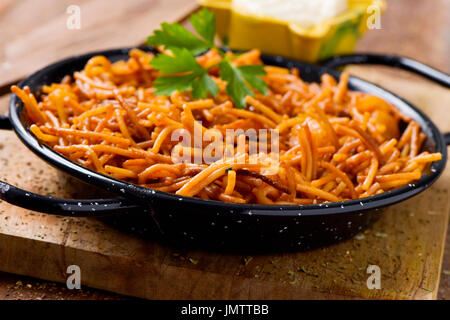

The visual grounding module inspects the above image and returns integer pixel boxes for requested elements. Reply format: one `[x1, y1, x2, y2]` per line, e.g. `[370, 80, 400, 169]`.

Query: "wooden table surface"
[0, 0, 449, 299]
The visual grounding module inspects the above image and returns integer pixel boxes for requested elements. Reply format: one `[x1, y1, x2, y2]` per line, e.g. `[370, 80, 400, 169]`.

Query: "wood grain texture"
[355, 0, 450, 73]
[0, 0, 449, 300]
[0, 0, 198, 88]
[439, 218, 450, 300]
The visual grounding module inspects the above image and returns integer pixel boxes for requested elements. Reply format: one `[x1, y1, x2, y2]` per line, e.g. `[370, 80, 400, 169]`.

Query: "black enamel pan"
[0, 47, 449, 252]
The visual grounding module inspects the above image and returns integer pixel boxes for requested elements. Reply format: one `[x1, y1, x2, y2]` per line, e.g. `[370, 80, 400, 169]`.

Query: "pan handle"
[0, 114, 12, 130]
[320, 53, 450, 88]
[445, 133, 450, 146]
[0, 180, 141, 217]
[0, 115, 142, 217]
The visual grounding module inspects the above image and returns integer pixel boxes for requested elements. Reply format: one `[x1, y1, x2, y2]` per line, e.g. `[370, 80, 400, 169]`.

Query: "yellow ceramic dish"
[198, 0, 386, 62]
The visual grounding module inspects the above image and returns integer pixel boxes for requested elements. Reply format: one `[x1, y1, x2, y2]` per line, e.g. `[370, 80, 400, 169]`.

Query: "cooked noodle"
[11, 48, 442, 205]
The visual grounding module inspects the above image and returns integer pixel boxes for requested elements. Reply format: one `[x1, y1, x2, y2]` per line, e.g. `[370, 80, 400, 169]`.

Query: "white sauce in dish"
[232, 0, 348, 28]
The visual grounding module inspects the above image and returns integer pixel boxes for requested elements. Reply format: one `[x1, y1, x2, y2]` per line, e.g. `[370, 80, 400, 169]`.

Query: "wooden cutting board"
[0, 0, 449, 300]
[0, 66, 448, 300]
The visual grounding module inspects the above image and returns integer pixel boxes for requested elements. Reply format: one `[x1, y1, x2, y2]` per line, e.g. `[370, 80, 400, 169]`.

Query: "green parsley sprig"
[146, 8, 268, 109]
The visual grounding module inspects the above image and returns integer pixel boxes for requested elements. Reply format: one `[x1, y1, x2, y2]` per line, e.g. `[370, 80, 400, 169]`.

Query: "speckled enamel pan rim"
[9, 47, 448, 217]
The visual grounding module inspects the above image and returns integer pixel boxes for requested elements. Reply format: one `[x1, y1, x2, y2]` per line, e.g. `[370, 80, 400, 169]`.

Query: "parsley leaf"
[153, 74, 197, 96]
[219, 60, 267, 109]
[238, 65, 268, 95]
[150, 48, 202, 74]
[151, 48, 218, 99]
[190, 8, 216, 47]
[147, 8, 268, 109]
[192, 71, 219, 99]
[146, 22, 209, 55]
